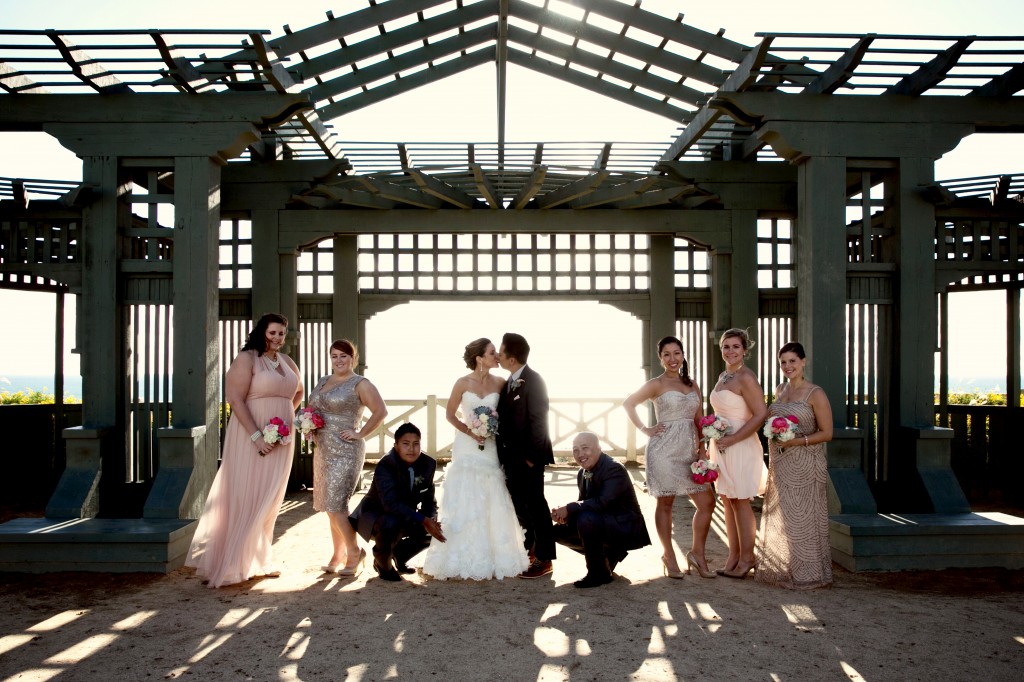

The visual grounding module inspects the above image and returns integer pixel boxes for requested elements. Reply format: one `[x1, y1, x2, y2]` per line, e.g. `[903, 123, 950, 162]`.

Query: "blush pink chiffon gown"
[186, 351, 298, 587]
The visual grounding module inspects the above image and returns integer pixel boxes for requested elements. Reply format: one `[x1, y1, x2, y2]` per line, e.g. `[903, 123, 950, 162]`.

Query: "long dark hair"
[658, 336, 693, 387]
[241, 313, 288, 355]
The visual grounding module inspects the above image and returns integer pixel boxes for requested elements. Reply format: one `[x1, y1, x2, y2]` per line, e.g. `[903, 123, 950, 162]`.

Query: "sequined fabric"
[308, 374, 366, 513]
[644, 391, 708, 497]
[755, 395, 833, 589]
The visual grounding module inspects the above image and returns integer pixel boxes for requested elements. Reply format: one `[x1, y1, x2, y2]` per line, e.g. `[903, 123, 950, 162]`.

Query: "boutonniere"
[582, 470, 593, 481]
[413, 475, 426, 488]
[511, 378, 525, 391]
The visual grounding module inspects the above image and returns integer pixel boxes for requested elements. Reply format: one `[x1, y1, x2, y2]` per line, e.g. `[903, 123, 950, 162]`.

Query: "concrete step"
[0, 517, 197, 573]
[829, 512, 1024, 571]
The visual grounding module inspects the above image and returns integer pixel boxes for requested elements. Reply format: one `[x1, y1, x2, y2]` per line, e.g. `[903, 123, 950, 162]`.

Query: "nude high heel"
[686, 551, 717, 579]
[661, 557, 685, 579]
[722, 561, 755, 579]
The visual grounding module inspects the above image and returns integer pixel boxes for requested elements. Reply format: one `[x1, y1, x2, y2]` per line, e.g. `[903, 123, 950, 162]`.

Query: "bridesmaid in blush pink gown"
[186, 313, 303, 588]
[708, 328, 768, 580]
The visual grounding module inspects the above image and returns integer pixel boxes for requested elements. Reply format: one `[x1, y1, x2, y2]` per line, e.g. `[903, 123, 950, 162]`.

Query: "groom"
[497, 332, 555, 579]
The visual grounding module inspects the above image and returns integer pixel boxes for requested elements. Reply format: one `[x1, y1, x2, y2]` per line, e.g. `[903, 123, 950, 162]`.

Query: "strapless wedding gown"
[421, 392, 529, 580]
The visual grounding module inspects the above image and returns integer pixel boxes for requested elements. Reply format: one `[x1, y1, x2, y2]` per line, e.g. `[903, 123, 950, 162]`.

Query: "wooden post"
[1008, 289, 1021, 408]
[648, 234, 675, 378]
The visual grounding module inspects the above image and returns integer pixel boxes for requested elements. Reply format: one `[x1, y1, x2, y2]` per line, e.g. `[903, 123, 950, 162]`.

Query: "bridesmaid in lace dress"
[756, 342, 833, 589]
[307, 340, 387, 576]
[623, 336, 716, 579]
[186, 313, 303, 587]
[709, 328, 768, 579]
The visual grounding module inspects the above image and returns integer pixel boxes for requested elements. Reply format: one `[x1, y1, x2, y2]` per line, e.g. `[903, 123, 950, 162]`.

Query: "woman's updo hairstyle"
[657, 336, 693, 387]
[719, 327, 754, 355]
[463, 337, 491, 369]
[778, 341, 806, 359]
[330, 339, 359, 365]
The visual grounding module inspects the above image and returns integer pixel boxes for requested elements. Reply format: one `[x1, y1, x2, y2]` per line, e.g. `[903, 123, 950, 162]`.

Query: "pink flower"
[788, 415, 799, 424]
[278, 424, 290, 437]
[772, 417, 789, 430]
[692, 473, 706, 484]
[706, 469, 718, 482]
[311, 414, 325, 428]
[699, 415, 717, 427]
[270, 417, 284, 426]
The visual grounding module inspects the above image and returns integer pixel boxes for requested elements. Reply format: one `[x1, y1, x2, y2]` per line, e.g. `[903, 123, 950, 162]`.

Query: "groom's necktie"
[408, 467, 414, 492]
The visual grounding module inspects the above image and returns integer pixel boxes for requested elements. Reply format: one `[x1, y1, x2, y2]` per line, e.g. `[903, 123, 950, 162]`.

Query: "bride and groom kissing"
[352, 332, 556, 582]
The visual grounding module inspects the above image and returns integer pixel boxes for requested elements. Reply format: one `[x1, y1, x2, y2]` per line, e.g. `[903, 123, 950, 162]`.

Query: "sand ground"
[1, 465, 1022, 682]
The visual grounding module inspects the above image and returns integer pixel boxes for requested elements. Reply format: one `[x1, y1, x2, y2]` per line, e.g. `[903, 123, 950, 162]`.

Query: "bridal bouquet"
[295, 407, 325, 440]
[690, 459, 720, 485]
[763, 415, 800, 443]
[469, 405, 500, 450]
[698, 414, 730, 443]
[260, 417, 291, 452]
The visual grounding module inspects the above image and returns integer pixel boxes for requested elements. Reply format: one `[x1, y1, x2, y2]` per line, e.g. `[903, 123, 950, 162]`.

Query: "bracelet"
[251, 430, 262, 442]
[803, 435, 809, 447]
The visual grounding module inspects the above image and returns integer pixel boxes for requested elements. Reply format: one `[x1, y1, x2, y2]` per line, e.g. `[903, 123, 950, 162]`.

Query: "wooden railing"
[939, 404, 1024, 507]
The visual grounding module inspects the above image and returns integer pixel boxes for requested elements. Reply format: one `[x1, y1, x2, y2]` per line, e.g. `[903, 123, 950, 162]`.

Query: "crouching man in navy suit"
[349, 423, 446, 581]
[551, 432, 652, 588]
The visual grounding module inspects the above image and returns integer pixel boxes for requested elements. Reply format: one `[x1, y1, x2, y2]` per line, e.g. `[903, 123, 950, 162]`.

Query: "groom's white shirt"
[508, 365, 526, 385]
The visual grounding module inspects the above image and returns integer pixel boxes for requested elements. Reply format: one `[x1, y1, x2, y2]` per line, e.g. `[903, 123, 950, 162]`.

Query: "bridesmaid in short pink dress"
[186, 314, 303, 588]
[708, 328, 767, 579]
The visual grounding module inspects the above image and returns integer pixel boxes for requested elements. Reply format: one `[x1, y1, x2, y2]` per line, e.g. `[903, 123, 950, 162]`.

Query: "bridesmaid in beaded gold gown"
[308, 339, 387, 576]
[756, 342, 834, 589]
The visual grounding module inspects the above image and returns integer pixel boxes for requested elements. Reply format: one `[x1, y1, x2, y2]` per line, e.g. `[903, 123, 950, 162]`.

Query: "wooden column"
[279, 247, 299, 357]
[333, 234, 360, 365]
[250, 209, 282, 322]
[729, 210, 760, 350]
[1008, 289, 1021, 408]
[797, 156, 876, 514]
[145, 157, 222, 519]
[895, 157, 968, 513]
[48, 155, 127, 518]
[648, 234, 676, 377]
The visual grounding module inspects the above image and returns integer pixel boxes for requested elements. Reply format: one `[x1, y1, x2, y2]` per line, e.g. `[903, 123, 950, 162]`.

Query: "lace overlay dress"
[644, 391, 708, 497]
[755, 394, 833, 589]
[308, 374, 366, 514]
[421, 392, 529, 580]
[709, 389, 768, 499]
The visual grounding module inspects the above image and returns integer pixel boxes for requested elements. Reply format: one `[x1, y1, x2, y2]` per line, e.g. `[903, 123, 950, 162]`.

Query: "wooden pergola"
[2, 0, 1023, 572]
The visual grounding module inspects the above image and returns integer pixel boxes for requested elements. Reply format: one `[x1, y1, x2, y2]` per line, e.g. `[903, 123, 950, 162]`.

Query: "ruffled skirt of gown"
[421, 432, 529, 580]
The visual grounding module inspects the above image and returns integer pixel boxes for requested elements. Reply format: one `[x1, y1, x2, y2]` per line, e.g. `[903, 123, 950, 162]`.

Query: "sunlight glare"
[533, 626, 570, 657]
[4, 668, 60, 682]
[1015, 636, 1024, 645]
[535, 663, 569, 681]
[43, 633, 117, 665]
[27, 610, 88, 632]
[684, 602, 722, 634]
[647, 625, 666, 654]
[394, 630, 405, 653]
[781, 603, 822, 631]
[0, 634, 33, 657]
[840, 660, 868, 681]
[539, 603, 566, 622]
[575, 639, 592, 656]
[190, 633, 233, 663]
[345, 664, 369, 681]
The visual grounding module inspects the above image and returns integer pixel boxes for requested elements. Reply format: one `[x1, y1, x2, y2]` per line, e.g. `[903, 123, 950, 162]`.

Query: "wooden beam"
[972, 62, 1024, 98]
[149, 33, 202, 94]
[351, 176, 443, 209]
[320, 47, 492, 119]
[409, 169, 480, 208]
[307, 24, 494, 103]
[497, 0, 509, 164]
[608, 185, 694, 209]
[803, 36, 874, 95]
[507, 48, 692, 123]
[291, 1, 494, 82]
[533, 171, 609, 208]
[506, 24, 707, 105]
[659, 36, 774, 162]
[511, 166, 546, 209]
[46, 31, 131, 94]
[886, 39, 972, 96]
[304, 186, 398, 209]
[569, 177, 660, 208]
[0, 61, 49, 94]
[471, 164, 502, 208]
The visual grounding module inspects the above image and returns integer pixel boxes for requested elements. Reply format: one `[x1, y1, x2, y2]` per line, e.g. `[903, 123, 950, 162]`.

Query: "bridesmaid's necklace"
[722, 363, 742, 384]
[266, 352, 280, 369]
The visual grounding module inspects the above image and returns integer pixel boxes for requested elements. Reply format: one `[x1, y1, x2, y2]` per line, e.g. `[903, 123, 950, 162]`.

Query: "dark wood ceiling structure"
[3, 0, 1023, 209]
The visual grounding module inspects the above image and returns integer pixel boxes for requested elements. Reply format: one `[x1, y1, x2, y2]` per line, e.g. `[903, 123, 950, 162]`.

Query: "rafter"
[972, 62, 1024, 97]
[409, 169, 480, 208]
[803, 36, 874, 95]
[350, 176, 443, 209]
[610, 185, 694, 209]
[886, 39, 972, 96]
[511, 166, 547, 209]
[568, 177, 659, 208]
[46, 31, 131, 94]
[304, 185, 397, 210]
[0, 61, 48, 94]
[471, 164, 502, 208]
[533, 171, 609, 208]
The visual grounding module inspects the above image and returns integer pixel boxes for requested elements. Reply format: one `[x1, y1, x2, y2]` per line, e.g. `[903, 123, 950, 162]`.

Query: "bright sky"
[1, 0, 1022, 396]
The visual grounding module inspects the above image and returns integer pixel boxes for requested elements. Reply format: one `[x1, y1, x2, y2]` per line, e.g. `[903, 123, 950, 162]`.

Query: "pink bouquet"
[698, 414, 730, 442]
[469, 405, 500, 451]
[763, 415, 800, 443]
[260, 417, 291, 452]
[690, 458, 720, 485]
[295, 407, 325, 440]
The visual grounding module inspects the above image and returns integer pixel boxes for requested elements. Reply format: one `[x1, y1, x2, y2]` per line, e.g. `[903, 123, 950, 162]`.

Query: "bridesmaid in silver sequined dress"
[756, 342, 833, 589]
[623, 336, 716, 579]
[307, 339, 387, 575]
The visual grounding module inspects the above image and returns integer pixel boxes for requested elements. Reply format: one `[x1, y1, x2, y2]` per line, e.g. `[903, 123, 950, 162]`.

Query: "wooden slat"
[886, 39, 972, 96]
[46, 31, 131, 94]
[409, 169, 480, 209]
[0, 61, 49, 94]
[803, 36, 874, 95]
[972, 62, 1024, 97]
[533, 171, 609, 208]
[510, 166, 546, 209]
[470, 164, 501, 209]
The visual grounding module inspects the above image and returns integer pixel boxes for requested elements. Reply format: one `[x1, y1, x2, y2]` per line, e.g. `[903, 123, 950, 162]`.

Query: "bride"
[421, 338, 530, 580]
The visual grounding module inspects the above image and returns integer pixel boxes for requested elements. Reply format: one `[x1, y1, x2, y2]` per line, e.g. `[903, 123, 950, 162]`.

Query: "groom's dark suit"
[497, 364, 556, 562]
[554, 452, 651, 578]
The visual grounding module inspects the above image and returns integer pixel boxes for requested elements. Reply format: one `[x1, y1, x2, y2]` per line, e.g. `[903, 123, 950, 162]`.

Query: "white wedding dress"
[421, 392, 530, 580]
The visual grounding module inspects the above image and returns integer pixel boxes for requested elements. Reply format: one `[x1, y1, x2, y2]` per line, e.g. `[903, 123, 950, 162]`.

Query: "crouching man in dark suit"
[349, 423, 446, 581]
[551, 432, 652, 588]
